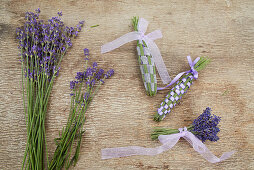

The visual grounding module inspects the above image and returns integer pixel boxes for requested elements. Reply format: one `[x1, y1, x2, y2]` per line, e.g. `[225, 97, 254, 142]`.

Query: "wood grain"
[0, 0, 254, 169]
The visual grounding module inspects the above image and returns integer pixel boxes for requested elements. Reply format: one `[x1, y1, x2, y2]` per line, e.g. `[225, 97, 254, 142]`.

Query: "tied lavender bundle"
[101, 107, 234, 162]
[151, 107, 221, 142]
[16, 9, 84, 170]
[49, 49, 114, 169]
[154, 57, 210, 121]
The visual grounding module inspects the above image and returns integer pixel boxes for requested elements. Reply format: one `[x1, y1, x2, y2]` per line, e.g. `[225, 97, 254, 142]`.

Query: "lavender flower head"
[105, 69, 114, 79]
[84, 48, 89, 60]
[16, 9, 84, 82]
[191, 107, 221, 142]
[69, 48, 114, 89]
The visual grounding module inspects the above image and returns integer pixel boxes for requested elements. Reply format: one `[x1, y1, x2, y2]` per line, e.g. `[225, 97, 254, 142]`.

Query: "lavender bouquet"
[16, 9, 84, 169]
[152, 107, 221, 142]
[154, 57, 210, 121]
[49, 49, 114, 169]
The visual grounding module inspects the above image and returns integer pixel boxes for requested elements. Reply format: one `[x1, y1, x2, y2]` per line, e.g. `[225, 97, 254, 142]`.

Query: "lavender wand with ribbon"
[154, 56, 210, 121]
[101, 17, 171, 96]
[132, 17, 157, 96]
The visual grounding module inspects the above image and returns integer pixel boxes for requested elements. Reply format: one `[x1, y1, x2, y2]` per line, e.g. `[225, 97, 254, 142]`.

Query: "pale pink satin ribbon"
[101, 18, 171, 84]
[101, 127, 235, 163]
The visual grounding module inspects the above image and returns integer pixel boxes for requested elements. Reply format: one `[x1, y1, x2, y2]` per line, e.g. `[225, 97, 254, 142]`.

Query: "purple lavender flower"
[84, 48, 89, 56]
[69, 50, 114, 107]
[75, 72, 84, 81]
[92, 62, 97, 72]
[35, 8, 40, 13]
[57, 11, 62, 16]
[17, 9, 84, 82]
[105, 69, 114, 79]
[85, 67, 93, 77]
[93, 62, 97, 68]
[79, 21, 85, 25]
[191, 107, 221, 142]
[99, 79, 105, 84]
[95, 69, 104, 80]
[70, 81, 78, 89]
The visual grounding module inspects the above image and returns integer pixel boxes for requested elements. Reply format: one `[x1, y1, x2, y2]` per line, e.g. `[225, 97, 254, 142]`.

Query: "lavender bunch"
[151, 107, 221, 142]
[49, 49, 114, 170]
[16, 9, 84, 170]
[132, 17, 157, 96]
[154, 57, 210, 121]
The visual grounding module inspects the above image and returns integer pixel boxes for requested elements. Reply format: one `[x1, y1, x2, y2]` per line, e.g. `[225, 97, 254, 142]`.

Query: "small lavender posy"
[151, 107, 221, 143]
[50, 49, 114, 169]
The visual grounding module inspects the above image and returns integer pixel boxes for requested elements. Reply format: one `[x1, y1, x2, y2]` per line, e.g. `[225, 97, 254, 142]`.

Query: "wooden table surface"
[0, 0, 253, 169]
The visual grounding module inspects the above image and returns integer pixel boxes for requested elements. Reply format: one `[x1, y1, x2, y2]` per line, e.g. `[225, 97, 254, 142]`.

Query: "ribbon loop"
[137, 18, 148, 33]
[187, 55, 199, 80]
[101, 18, 171, 84]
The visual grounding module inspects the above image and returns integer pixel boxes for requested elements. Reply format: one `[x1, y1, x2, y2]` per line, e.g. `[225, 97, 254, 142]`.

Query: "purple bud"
[105, 69, 114, 79]
[70, 81, 77, 90]
[79, 21, 85, 25]
[57, 11, 63, 16]
[83, 48, 89, 56]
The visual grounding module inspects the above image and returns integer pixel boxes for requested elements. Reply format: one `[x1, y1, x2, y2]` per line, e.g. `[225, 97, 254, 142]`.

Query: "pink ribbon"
[157, 56, 200, 91]
[101, 18, 171, 84]
[101, 127, 235, 163]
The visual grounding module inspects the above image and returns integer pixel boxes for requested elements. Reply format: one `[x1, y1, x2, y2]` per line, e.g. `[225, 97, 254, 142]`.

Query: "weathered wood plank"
[0, 0, 253, 169]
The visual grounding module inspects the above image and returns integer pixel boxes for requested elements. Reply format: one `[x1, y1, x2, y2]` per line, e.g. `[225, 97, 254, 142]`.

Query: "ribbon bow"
[101, 18, 171, 84]
[157, 56, 200, 91]
[101, 127, 235, 163]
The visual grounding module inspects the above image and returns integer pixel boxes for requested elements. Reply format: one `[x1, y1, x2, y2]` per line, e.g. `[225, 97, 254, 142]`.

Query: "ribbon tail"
[157, 71, 186, 90]
[197, 147, 236, 163]
[101, 135, 181, 159]
[146, 30, 163, 40]
[185, 132, 235, 163]
[101, 31, 140, 54]
[145, 37, 171, 84]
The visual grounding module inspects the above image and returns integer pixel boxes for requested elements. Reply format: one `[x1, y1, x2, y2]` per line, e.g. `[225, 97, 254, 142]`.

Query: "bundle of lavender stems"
[49, 49, 114, 169]
[152, 107, 221, 142]
[16, 9, 84, 169]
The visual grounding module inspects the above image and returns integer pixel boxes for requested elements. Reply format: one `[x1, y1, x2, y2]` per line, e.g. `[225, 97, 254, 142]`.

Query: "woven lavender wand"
[154, 56, 210, 121]
[132, 17, 157, 96]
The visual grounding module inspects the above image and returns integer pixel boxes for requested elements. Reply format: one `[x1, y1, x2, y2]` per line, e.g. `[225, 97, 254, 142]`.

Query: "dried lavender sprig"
[151, 107, 221, 143]
[132, 17, 157, 96]
[49, 49, 114, 170]
[17, 9, 84, 170]
[154, 57, 210, 122]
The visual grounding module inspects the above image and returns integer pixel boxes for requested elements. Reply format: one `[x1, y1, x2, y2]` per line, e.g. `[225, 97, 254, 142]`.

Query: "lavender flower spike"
[105, 69, 114, 79]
